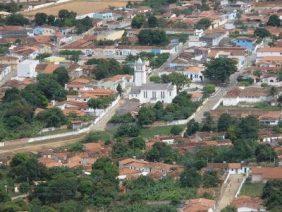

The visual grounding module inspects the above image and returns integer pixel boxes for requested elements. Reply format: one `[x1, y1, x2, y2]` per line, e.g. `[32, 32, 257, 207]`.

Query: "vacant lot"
[23, 0, 140, 17]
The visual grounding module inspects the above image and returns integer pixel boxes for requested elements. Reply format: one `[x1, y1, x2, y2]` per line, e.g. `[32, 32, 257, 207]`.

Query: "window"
[161, 91, 165, 99]
[152, 91, 156, 99]
[143, 91, 147, 98]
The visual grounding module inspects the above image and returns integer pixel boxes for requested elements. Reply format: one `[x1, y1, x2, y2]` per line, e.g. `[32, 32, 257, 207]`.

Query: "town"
[0, 0, 281, 211]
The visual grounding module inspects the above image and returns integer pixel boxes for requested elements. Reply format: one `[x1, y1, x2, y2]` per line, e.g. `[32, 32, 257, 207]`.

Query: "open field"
[22, 0, 141, 17]
[240, 182, 264, 197]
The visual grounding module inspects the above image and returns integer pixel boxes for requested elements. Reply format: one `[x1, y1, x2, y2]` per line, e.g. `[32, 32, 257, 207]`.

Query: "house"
[251, 167, 282, 183]
[16, 59, 39, 78]
[233, 37, 257, 52]
[200, 31, 229, 47]
[118, 158, 183, 181]
[180, 198, 216, 212]
[183, 66, 205, 82]
[231, 196, 265, 212]
[222, 86, 271, 106]
[0, 56, 19, 71]
[206, 163, 250, 175]
[0, 26, 27, 39]
[33, 27, 56, 36]
[256, 47, 282, 61]
[129, 59, 177, 104]
[96, 74, 133, 90]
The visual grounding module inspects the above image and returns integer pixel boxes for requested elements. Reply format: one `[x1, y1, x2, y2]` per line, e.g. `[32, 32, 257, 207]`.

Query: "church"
[129, 58, 177, 104]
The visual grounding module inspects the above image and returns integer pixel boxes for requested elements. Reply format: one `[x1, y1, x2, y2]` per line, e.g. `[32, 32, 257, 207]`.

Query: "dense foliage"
[138, 29, 168, 46]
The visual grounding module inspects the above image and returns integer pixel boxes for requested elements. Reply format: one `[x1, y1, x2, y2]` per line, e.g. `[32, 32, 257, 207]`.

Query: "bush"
[115, 124, 140, 137]
[170, 125, 182, 135]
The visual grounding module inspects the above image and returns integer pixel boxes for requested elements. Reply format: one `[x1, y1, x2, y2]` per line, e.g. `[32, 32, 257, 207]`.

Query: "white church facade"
[129, 59, 177, 104]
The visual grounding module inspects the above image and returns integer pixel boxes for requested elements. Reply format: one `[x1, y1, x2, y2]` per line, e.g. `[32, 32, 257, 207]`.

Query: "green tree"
[138, 106, 156, 126]
[170, 125, 183, 135]
[129, 137, 146, 150]
[202, 112, 215, 131]
[161, 72, 190, 91]
[115, 124, 140, 137]
[34, 13, 48, 26]
[185, 119, 200, 136]
[21, 84, 48, 108]
[116, 83, 123, 96]
[204, 57, 237, 83]
[195, 18, 211, 30]
[238, 116, 259, 139]
[255, 144, 277, 163]
[267, 15, 280, 27]
[202, 171, 220, 188]
[180, 168, 201, 187]
[146, 142, 179, 163]
[75, 16, 93, 34]
[217, 113, 234, 132]
[138, 29, 168, 45]
[254, 27, 271, 38]
[2, 87, 21, 102]
[91, 157, 119, 206]
[36, 107, 67, 128]
[203, 84, 215, 97]
[150, 75, 161, 83]
[131, 14, 145, 28]
[5, 14, 29, 26]
[9, 153, 47, 183]
[222, 206, 236, 212]
[52, 66, 70, 86]
[262, 180, 282, 211]
[47, 15, 56, 25]
[148, 15, 158, 28]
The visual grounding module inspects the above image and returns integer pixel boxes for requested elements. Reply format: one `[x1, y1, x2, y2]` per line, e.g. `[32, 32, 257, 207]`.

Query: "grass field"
[140, 125, 185, 139]
[23, 0, 140, 17]
[240, 182, 264, 197]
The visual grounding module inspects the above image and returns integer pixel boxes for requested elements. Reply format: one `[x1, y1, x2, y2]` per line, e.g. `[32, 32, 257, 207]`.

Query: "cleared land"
[23, 0, 140, 17]
[239, 182, 264, 197]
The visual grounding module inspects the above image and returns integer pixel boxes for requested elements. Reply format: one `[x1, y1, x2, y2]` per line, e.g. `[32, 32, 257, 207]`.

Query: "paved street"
[216, 174, 245, 212]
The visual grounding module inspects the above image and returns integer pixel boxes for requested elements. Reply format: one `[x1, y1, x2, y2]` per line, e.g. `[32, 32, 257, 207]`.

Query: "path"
[216, 174, 245, 211]
[0, 99, 123, 158]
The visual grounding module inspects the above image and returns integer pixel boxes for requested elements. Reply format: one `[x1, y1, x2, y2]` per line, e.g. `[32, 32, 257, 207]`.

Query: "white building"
[0, 64, 12, 85]
[222, 86, 271, 106]
[256, 47, 282, 59]
[129, 59, 177, 104]
[16, 59, 39, 78]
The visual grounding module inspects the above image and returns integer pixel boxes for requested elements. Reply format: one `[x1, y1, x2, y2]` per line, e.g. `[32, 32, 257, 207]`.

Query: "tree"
[148, 15, 158, 28]
[217, 113, 234, 132]
[9, 153, 47, 183]
[138, 106, 156, 126]
[52, 67, 70, 86]
[161, 72, 190, 91]
[88, 96, 114, 109]
[2, 87, 21, 102]
[150, 75, 161, 83]
[116, 83, 123, 96]
[204, 57, 237, 83]
[269, 86, 278, 97]
[21, 84, 48, 108]
[203, 84, 215, 97]
[255, 144, 277, 163]
[36, 107, 67, 128]
[254, 28, 271, 38]
[138, 29, 168, 45]
[267, 15, 280, 27]
[146, 142, 179, 163]
[5, 14, 29, 26]
[202, 171, 220, 188]
[131, 14, 145, 28]
[222, 206, 236, 212]
[238, 116, 259, 139]
[47, 15, 56, 25]
[185, 119, 200, 136]
[202, 112, 215, 131]
[115, 124, 140, 137]
[180, 168, 201, 187]
[91, 157, 119, 206]
[195, 18, 211, 30]
[253, 70, 262, 78]
[129, 137, 146, 150]
[170, 125, 183, 135]
[35, 13, 48, 26]
[262, 180, 282, 211]
[75, 17, 93, 34]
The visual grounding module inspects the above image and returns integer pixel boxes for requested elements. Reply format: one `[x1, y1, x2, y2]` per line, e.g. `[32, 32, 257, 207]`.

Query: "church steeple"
[134, 58, 146, 86]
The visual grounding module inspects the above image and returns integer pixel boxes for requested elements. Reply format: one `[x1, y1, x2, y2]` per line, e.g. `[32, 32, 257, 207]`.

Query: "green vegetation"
[262, 180, 282, 211]
[195, 18, 211, 30]
[240, 182, 264, 197]
[146, 142, 180, 163]
[267, 15, 280, 27]
[4, 13, 29, 26]
[109, 113, 135, 124]
[203, 84, 216, 97]
[138, 29, 168, 46]
[86, 58, 133, 80]
[88, 95, 116, 109]
[0, 2, 22, 13]
[254, 27, 271, 39]
[126, 52, 169, 69]
[204, 57, 237, 83]
[140, 125, 185, 139]
[82, 131, 112, 143]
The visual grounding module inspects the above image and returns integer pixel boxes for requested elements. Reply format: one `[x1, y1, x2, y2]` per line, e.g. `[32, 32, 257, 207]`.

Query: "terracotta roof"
[183, 198, 215, 212]
[228, 163, 242, 169]
[257, 47, 282, 52]
[252, 167, 282, 180]
[225, 87, 269, 98]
